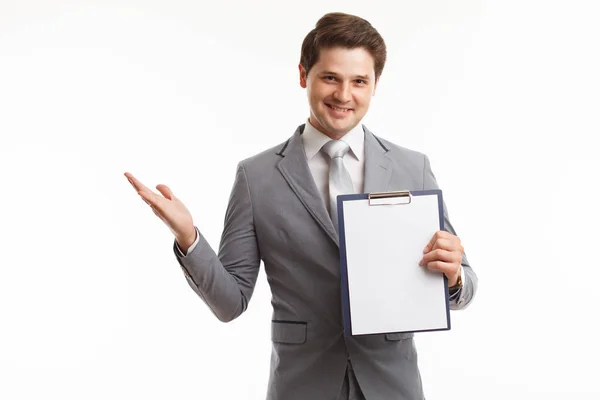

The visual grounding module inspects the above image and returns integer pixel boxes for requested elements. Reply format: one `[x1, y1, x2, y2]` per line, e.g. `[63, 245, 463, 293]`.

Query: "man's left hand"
[419, 231, 464, 287]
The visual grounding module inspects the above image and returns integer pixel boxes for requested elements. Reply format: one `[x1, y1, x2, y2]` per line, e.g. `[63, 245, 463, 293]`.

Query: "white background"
[1, 1, 598, 399]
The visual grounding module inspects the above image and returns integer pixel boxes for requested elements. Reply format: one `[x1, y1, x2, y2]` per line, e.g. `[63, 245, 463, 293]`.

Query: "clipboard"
[337, 189, 451, 336]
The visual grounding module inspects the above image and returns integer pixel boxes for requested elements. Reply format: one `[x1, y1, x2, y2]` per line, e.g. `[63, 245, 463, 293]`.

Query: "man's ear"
[373, 77, 379, 96]
[299, 64, 307, 88]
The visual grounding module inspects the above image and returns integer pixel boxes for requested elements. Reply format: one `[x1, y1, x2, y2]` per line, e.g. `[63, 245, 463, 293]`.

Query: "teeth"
[329, 105, 349, 112]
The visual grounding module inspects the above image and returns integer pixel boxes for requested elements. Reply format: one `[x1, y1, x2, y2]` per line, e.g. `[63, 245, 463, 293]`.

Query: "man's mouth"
[326, 103, 352, 113]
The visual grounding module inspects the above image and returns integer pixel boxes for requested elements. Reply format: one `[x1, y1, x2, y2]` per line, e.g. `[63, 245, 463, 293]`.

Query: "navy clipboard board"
[337, 189, 451, 337]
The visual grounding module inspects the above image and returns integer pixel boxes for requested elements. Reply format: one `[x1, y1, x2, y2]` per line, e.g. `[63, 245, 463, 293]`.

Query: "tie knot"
[322, 140, 350, 159]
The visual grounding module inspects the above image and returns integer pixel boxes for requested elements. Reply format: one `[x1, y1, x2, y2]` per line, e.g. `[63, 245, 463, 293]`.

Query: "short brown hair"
[300, 12, 387, 80]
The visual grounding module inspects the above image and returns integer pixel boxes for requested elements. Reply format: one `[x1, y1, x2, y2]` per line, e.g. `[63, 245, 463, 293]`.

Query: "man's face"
[300, 47, 377, 139]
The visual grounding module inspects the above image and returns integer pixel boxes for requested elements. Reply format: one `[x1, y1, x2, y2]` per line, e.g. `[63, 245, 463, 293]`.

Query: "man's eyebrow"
[319, 71, 371, 80]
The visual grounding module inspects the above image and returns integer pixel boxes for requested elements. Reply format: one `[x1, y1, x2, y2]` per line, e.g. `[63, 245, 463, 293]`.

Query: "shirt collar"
[302, 119, 365, 161]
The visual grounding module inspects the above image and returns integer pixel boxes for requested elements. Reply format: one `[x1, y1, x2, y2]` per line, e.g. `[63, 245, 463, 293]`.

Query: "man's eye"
[324, 76, 336, 81]
[356, 80, 366, 85]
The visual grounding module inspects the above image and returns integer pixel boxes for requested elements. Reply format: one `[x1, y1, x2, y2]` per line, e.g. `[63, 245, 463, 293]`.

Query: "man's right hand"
[124, 172, 197, 253]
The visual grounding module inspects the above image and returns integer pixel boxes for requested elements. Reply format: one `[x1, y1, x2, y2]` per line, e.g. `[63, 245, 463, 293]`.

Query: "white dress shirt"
[301, 119, 365, 213]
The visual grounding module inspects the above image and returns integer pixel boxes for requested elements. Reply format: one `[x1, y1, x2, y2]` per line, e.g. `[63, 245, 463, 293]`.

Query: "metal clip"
[368, 190, 412, 206]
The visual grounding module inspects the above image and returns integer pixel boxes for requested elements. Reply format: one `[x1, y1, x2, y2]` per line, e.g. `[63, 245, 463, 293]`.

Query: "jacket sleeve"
[423, 155, 478, 310]
[173, 162, 261, 322]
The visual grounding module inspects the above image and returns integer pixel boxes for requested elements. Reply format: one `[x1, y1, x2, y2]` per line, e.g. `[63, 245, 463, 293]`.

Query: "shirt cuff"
[449, 287, 461, 300]
[175, 227, 200, 257]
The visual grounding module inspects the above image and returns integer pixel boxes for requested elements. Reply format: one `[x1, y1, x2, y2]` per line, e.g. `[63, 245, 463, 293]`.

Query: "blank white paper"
[341, 193, 449, 335]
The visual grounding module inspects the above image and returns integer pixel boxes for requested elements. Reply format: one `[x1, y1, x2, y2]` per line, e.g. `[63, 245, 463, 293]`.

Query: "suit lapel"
[363, 126, 393, 193]
[277, 125, 339, 247]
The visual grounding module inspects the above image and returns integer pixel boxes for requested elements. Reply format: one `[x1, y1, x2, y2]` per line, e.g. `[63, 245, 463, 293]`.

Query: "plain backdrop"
[1, 1, 599, 399]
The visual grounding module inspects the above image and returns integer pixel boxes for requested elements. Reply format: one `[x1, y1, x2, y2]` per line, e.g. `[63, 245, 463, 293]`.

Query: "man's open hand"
[124, 172, 196, 251]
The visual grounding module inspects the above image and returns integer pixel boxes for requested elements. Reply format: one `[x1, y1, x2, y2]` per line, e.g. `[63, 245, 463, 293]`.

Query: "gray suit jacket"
[173, 124, 477, 400]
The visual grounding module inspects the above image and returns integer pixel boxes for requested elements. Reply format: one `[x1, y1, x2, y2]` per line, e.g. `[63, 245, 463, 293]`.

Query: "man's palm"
[124, 172, 195, 241]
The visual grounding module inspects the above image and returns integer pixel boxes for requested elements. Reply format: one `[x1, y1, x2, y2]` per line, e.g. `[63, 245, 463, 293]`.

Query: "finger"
[423, 231, 459, 253]
[423, 233, 435, 253]
[124, 172, 155, 196]
[432, 235, 464, 255]
[423, 231, 445, 253]
[425, 261, 461, 285]
[430, 238, 456, 252]
[124, 172, 139, 189]
[156, 184, 175, 200]
[420, 248, 458, 265]
[424, 260, 455, 275]
[138, 189, 162, 208]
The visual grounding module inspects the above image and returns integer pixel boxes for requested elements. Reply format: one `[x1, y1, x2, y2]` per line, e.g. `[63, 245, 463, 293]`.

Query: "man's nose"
[332, 83, 352, 103]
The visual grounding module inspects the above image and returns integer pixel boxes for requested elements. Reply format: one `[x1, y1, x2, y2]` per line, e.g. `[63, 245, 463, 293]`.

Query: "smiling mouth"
[326, 103, 353, 112]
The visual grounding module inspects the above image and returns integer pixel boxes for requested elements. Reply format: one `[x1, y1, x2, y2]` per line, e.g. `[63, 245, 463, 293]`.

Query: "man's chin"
[327, 121, 357, 136]
[312, 114, 358, 138]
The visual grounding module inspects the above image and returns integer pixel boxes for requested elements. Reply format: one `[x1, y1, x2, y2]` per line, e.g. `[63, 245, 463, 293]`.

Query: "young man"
[126, 12, 477, 400]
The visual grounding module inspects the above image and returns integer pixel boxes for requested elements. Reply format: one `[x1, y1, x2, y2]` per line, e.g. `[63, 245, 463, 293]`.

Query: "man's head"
[299, 12, 387, 139]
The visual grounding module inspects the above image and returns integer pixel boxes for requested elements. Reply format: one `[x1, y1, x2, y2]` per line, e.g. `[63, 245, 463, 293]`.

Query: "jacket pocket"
[271, 320, 307, 344]
[384, 332, 414, 341]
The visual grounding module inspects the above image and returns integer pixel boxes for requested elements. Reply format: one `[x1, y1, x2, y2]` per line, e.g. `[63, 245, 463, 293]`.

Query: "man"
[126, 12, 477, 400]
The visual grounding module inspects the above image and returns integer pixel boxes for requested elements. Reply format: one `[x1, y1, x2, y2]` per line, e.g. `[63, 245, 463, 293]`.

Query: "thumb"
[156, 184, 175, 200]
